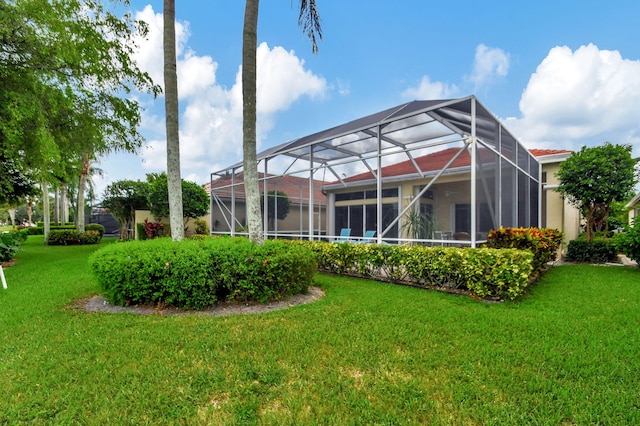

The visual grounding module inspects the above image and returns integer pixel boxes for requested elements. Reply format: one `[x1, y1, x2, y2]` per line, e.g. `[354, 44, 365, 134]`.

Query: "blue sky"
[96, 0, 640, 196]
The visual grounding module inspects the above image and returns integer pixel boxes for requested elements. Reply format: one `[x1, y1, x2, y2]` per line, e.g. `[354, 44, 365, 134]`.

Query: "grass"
[1, 236, 639, 425]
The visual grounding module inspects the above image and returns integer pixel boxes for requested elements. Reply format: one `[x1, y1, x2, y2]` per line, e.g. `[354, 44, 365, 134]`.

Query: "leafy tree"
[557, 142, 638, 242]
[242, 0, 322, 245]
[261, 190, 290, 230]
[102, 180, 150, 240]
[163, 0, 184, 241]
[148, 174, 209, 227]
[0, 0, 159, 238]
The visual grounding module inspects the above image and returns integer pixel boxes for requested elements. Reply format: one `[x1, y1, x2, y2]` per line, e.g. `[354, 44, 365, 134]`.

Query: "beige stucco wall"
[210, 202, 325, 236]
[541, 162, 581, 250]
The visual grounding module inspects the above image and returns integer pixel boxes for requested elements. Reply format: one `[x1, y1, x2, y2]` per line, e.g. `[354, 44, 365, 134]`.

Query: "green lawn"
[1, 236, 639, 425]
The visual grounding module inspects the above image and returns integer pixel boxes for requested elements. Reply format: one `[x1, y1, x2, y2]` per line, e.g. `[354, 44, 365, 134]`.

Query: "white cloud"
[506, 44, 640, 156]
[401, 76, 459, 100]
[466, 44, 510, 89]
[125, 6, 328, 184]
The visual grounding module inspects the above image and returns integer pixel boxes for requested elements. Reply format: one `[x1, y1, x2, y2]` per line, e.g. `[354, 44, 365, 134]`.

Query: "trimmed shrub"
[617, 220, 640, 264]
[88, 237, 317, 309]
[288, 240, 534, 300]
[47, 230, 102, 246]
[86, 223, 105, 238]
[566, 239, 618, 263]
[486, 227, 563, 273]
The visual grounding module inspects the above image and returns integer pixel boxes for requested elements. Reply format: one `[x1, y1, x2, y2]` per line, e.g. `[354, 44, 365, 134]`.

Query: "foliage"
[0, 0, 159, 203]
[46, 230, 101, 246]
[617, 219, 640, 264]
[566, 240, 618, 263]
[101, 180, 150, 240]
[556, 143, 638, 242]
[147, 174, 209, 222]
[85, 223, 105, 238]
[143, 218, 164, 240]
[0, 231, 26, 262]
[289, 240, 534, 300]
[486, 227, 564, 274]
[401, 205, 434, 242]
[193, 218, 209, 235]
[89, 237, 316, 309]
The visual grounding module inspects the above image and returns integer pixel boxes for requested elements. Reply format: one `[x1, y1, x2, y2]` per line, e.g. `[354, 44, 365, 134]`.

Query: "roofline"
[535, 151, 572, 164]
[625, 192, 640, 209]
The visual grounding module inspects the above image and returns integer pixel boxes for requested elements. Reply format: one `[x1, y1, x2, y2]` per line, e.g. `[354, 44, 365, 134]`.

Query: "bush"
[617, 219, 640, 264]
[136, 223, 147, 240]
[86, 223, 105, 238]
[0, 231, 23, 262]
[289, 240, 534, 300]
[566, 240, 618, 263]
[194, 218, 209, 235]
[486, 227, 563, 274]
[88, 237, 317, 309]
[47, 230, 102, 246]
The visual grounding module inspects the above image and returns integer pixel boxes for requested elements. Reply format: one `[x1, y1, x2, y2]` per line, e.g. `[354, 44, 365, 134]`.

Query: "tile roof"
[335, 147, 572, 185]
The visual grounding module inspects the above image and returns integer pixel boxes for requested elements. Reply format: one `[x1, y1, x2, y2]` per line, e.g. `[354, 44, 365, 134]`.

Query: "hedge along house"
[209, 95, 577, 247]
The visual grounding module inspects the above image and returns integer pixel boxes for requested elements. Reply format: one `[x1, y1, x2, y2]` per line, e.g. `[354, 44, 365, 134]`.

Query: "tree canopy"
[147, 174, 209, 223]
[0, 0, 159, 208]
[556, 142, 638, 242]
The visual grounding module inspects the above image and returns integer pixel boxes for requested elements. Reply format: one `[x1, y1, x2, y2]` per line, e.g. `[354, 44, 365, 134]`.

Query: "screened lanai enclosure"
[209, 96, 540, 247]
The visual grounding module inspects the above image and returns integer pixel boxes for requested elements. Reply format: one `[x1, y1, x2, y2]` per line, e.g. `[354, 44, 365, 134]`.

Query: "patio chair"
[356, 230, 376, 243]
[334, 228, 352, 243]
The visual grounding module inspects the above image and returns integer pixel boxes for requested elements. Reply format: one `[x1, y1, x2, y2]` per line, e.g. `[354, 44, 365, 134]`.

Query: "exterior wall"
[210, 201, 326, 237]
[541, 162, 580, 251]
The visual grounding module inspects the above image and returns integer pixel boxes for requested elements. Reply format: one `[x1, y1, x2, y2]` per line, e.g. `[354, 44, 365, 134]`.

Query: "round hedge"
[88, 237, 317, 309]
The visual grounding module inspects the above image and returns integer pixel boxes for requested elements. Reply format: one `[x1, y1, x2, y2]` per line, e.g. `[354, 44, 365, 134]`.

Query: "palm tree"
[164, 0, 184, 241]
[242, 0, 322, 245]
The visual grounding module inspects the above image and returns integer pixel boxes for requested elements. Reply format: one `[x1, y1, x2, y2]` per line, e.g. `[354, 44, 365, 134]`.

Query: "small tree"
[148, 174, 209, 231]
[557, 142, 638, 242]
[102, 180, 150, 240]
[261, 190, 290, 230]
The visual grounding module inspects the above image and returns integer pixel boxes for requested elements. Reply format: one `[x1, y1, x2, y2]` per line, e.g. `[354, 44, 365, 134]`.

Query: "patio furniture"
[335, 228, 352, 242]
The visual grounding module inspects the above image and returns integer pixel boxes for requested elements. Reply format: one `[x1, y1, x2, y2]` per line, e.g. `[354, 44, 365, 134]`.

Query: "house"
[205, 172, 326, 237]
[208, 96, 580, 246]
[626, 193, 640, 224]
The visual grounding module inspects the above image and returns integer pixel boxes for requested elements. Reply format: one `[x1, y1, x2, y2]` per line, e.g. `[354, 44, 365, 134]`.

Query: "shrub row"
[88, 237, 317, 309]
[485, 227, 563, 273]
[47, 230, 102, 246]
[566, 240, 618, 263]
[286, 241, 534, 300]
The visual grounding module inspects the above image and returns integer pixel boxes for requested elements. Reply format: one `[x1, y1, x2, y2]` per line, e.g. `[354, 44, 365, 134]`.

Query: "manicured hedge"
[286, 240, 535, 300]
[566, 240, 618, 263]
[47, 230, 102, 245]
[88, 237, 317, 309]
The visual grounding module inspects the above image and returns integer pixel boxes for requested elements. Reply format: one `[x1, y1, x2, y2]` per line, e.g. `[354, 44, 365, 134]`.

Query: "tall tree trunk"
[242, 0, 264, 245]
[8, 208, 16, 228]
[164, 0, 184, 241]
[61, 183, 69, 224]
[54, 188, 60, 224]
[42, 181, 50, 244]
[77, 151, 90, 232]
